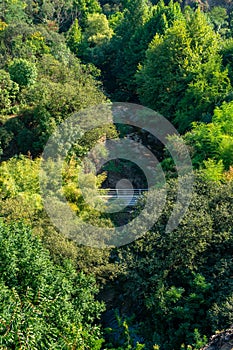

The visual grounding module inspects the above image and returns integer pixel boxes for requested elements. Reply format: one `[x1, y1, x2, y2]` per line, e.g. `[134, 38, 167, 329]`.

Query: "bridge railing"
[97, 189, 148, 197]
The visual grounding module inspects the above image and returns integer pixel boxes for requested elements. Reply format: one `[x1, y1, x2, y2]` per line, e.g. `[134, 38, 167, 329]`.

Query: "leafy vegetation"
[0, 221, 104, 349]
[1, 0, 233, 349]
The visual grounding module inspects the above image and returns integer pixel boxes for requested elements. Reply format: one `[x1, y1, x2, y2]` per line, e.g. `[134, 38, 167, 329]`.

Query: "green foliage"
[185, 101, 233, 171]
[185, 122, 222, 168]
[84, 13, 113, 46]
[115, 178, 233, 349]
[207, 6, 229, 36]
[78, 12, 114, 61]
[136, 8, 230, 131]
[88, 0, 151, 100]
[27, 0, 101, 31]
[0, 19, 8, 31]
[111, 0, 183, 101]
[0, 69, 19, 114]
[1, 55, 106, 156]
[192, 329, 208, 349]
[1, 1, 233, 349]
[0, 156, 41, 200]
[108, 11, 124, 29]
[0, 0, 29, 24]
[66, 18, 82, 54]
[25, 0, 78, 30]
[0, 20, 69, 63]
[74, 0, 102, 26]
[104, 311, 145, 349]
[8, 58, 37, 87]
[200, 159, 225, 182]
[0, 154, 115, 283]
[25, 30, 50, 57]
[0, 221, 104, 349]
[0, 21, 38, 60]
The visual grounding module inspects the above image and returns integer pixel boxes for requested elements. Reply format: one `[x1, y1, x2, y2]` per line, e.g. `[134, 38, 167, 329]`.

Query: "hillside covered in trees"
[0, 0, 233, 349]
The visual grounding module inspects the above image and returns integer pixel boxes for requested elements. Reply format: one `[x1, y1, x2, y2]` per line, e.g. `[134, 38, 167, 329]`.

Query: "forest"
[0, 0, 233, 349]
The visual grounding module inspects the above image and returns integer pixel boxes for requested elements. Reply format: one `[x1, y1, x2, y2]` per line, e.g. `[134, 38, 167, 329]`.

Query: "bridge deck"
[98, 189, 148, 196]
[97, 189, 148, 206]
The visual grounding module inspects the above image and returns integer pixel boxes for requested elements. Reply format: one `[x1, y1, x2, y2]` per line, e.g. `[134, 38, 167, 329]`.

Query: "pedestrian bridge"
[97, 189, 148, 206]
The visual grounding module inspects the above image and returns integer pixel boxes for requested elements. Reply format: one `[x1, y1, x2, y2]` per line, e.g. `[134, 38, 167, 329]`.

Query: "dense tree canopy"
[0, 221, 104, 349]
[116, 178, 233, 349]
[1, 1, 233, 349]
[136, 8, 231, 131]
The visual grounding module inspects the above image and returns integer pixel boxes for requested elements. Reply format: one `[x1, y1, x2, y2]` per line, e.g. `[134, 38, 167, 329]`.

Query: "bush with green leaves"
[185, 100, 233, 173]
[0, 220, 105, 349]
[8, 58, 37, 87]
[0, 155, 41, 200]
[0, 69, 19, 114]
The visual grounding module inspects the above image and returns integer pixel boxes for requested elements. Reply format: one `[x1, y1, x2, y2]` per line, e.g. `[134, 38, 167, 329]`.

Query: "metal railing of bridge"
[97, 189, 148, 197]
[97, 188, 148, 207]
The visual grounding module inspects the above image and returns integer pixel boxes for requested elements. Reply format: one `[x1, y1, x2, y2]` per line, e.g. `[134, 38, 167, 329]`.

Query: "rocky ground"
[201, 327, 233, 350]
